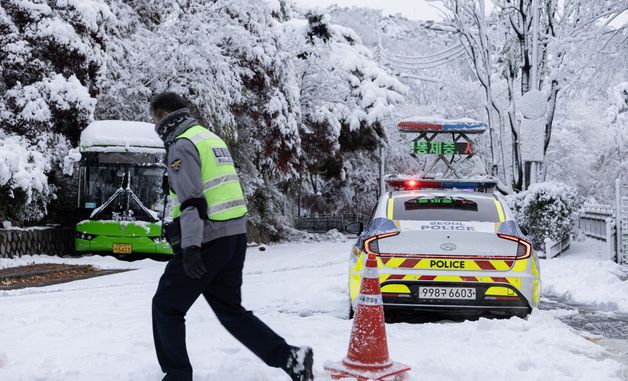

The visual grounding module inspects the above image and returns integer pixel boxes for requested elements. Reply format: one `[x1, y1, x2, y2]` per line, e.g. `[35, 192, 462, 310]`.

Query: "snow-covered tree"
[546, 82, 628, 201]
[0, 0, 113, 223]
[440, 0, 628, 191]
[97, 0, 305, 240]
[285, 9, 406, 214]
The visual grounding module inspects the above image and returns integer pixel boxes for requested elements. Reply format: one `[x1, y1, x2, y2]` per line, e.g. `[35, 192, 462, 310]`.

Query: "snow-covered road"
[1, 238, 627, 381]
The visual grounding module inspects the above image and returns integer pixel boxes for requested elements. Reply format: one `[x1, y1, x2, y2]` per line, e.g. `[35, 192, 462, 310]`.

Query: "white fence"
[578, 179, 627, 264]
[578, 203, 617, 260]
[544, 234, 571, 259]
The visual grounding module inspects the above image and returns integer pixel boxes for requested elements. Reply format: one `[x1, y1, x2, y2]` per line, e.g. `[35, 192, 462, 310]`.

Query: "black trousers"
[152, 234, 292, 380]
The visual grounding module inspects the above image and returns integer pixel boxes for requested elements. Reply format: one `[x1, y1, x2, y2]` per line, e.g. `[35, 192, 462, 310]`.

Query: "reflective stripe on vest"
[203, 174, 240, 192]
[208, 199, 247, 216]
[170, 126, 247, 221]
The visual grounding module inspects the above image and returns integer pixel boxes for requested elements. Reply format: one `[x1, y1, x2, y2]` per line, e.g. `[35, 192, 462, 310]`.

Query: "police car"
[346, 178, 540, 318]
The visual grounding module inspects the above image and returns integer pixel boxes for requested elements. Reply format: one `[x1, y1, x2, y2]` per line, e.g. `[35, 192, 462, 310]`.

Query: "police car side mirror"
[345, 222, 364, 235]
[521, 227, 529, 236]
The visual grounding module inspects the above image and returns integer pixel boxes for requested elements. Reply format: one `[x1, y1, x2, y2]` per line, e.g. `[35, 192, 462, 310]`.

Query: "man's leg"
[201, 234, 293, 368]
[152, 251, 223, 380]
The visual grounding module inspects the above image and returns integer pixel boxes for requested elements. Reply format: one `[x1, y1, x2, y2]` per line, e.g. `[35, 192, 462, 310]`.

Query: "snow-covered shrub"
[0, 132, 53, 222]
[507, 181, 581, 250]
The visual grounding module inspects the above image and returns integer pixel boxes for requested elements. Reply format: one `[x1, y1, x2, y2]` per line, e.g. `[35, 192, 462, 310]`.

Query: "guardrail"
[544, 234, 571, 259]
[295, 213, 370, 233]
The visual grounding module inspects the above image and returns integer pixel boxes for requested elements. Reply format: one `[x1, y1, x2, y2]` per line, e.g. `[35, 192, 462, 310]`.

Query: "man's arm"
[167, 139, 204, 249]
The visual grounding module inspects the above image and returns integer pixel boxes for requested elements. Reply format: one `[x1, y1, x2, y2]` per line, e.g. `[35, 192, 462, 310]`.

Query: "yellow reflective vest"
[170, 125, 248, 221]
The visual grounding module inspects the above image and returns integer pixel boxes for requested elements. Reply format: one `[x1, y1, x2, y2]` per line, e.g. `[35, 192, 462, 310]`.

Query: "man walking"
[150, 92, 314, 381]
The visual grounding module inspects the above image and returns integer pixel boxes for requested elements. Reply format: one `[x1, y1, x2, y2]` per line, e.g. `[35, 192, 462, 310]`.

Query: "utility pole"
[529, 0, 540, 187]
[376, 32, 386, 197]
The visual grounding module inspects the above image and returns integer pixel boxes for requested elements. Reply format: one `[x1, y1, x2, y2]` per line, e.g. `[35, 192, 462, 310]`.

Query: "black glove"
[182, 246, 206, 279]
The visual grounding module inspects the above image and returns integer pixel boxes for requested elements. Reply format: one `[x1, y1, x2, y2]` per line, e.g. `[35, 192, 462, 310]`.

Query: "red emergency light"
[385, 178, 432, 190]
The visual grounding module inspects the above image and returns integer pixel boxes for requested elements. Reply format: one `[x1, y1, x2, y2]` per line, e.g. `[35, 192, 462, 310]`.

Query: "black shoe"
[283, 346, 314, 381]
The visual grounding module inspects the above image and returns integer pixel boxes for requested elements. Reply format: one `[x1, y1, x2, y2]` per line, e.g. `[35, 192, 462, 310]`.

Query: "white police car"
[346, 178, 540, 318]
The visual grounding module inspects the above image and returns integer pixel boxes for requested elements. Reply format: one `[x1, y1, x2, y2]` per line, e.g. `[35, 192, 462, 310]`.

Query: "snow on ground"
[0, 238, 625, 380]
[542, 238, 628, 312]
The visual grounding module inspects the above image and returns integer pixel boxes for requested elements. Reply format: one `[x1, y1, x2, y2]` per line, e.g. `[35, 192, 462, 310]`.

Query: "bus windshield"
[78, 152, 165, 219]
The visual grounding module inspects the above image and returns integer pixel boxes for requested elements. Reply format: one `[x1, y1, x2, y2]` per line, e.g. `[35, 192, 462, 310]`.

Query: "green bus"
[74, 120, 173, 259]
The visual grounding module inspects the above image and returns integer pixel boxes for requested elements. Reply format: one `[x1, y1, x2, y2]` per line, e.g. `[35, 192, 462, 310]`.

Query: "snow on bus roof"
[398, 116, 487, 133]
[80, 120, 164, 151]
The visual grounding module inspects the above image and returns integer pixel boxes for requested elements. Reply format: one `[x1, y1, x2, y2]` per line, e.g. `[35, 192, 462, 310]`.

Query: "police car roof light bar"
[385, 178, 498, 191]
[397, 118, 487, 134]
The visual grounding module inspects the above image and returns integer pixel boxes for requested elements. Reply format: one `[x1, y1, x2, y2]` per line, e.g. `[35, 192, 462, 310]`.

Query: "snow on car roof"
[80, 120, 164, 152]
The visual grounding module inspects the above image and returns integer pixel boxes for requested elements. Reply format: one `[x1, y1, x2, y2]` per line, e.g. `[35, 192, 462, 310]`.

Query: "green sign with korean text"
[412, 141, 474, 155]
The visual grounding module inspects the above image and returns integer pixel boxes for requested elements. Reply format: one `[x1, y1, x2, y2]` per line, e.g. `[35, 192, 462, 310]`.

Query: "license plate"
[419, 287, 476, 300]
[112, 243, 132, 254]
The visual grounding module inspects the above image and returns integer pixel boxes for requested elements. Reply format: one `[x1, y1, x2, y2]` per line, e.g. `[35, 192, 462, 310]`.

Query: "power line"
[381, 44, 464, 62]
[380, 50, 466, 70]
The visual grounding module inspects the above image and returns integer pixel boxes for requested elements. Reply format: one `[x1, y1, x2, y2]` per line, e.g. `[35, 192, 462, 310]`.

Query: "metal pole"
[379, 145, 385, 197]
[616, 178, 622, 264]
[531, 0, 540, 90]
[528, 0, 540, 187]
[376, 31, 385, 198]
[607, 218, 614, 261]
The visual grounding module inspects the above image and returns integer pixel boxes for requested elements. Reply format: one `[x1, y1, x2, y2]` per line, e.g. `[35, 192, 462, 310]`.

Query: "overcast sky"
[291, 0, 446, 21]
[292, 0, 627, 27]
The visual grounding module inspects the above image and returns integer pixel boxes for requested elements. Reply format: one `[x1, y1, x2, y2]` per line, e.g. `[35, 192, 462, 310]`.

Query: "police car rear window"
[392, 195, 500, 222]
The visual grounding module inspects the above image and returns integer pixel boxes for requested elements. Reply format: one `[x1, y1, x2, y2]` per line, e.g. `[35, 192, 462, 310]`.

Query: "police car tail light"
[365, 232, 400, 256]
[497, 234, 531, 259]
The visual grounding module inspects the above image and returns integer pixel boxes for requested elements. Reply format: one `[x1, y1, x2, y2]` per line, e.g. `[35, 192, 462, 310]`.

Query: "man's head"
[150, 91, 188, 124]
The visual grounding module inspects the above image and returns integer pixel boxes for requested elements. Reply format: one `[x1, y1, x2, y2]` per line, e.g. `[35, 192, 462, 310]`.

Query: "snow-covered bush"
[507, 181, 581, 250]
[0, 132, 52, 222]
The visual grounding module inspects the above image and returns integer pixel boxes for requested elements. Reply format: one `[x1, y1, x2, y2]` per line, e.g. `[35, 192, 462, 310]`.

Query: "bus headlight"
[152, 236, 167, 244]
[76, 232, 96, 240]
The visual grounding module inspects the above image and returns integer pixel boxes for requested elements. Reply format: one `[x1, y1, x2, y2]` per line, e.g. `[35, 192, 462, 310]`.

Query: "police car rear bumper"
[380, 280, 532, 312]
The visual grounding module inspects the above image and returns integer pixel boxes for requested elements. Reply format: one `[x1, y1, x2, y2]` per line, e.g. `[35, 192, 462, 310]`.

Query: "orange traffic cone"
[325, 253, 411, 380]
